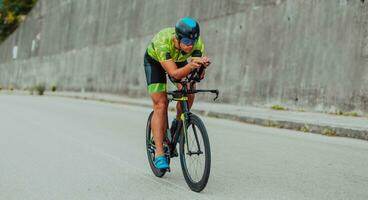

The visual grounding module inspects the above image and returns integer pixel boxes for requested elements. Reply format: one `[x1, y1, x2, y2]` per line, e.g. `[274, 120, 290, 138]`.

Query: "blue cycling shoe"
[154, 155, 169, 170]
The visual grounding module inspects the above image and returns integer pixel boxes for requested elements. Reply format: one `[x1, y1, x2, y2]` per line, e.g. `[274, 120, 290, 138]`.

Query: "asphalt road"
[0, 94, 367, 200]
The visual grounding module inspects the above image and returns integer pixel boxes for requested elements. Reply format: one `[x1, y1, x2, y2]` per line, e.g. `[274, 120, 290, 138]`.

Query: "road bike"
[146, 66, 219, 192]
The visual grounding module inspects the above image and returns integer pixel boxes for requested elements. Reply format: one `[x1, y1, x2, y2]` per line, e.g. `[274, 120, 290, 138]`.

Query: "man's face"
[180, 42, 193, 53]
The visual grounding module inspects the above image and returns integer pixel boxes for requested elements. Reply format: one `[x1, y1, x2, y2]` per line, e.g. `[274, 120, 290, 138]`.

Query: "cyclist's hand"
[189, 59, 202, 69]
[192, 57, 211, 67]
[202, 57, 211, 67]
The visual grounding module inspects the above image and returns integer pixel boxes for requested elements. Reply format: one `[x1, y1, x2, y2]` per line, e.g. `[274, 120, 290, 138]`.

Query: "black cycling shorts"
[143, 51, 187, 93]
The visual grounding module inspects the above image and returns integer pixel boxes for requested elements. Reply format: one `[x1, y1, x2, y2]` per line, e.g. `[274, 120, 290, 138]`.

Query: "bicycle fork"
[179, 100, 202, 156]
[174, 97, 203, 156]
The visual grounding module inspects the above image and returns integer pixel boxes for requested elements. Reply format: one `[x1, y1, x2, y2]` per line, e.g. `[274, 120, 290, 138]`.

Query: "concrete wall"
[0, 0, 368, 113]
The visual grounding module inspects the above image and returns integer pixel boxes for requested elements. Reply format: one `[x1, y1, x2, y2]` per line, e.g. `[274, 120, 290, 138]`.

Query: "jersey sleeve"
[154, 43, 171, 62]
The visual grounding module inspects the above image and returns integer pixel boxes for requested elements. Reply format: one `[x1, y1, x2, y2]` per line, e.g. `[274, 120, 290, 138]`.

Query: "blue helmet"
[175, 17, 200, 45]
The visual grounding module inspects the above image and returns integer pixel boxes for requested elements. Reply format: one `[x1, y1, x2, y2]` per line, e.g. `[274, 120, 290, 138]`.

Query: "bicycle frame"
[167, 79, 219, 155]
[170, 86, 191, 154]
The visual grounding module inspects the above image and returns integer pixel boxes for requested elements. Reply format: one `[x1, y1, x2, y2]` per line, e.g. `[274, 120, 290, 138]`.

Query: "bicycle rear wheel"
[146, 111, 167, 177]
[179, 114, 211, 192]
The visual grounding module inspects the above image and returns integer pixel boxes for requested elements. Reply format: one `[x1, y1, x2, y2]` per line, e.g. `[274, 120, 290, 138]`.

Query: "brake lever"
[193, 66, 205, 82]
[188, 69, 198, 82]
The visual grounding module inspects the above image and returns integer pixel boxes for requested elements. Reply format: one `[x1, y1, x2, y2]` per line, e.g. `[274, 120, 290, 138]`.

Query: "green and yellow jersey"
[146, 28, 205, 62]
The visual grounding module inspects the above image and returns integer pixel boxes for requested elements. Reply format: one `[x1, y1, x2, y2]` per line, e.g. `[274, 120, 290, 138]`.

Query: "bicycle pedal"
[160, 168, 171, 173]
[170, 148, 178, 158]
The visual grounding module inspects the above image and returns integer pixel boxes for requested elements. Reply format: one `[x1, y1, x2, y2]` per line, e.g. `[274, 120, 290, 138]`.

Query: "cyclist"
[143, 17, 210, 170]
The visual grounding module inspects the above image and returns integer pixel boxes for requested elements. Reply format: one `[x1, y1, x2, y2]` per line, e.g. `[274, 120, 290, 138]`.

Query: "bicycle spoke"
[191, 124, 202, 153]
[184, 123, 206, 182]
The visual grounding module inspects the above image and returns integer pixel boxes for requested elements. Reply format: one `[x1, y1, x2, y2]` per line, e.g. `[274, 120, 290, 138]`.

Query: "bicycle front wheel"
[179, 114, 211, 192]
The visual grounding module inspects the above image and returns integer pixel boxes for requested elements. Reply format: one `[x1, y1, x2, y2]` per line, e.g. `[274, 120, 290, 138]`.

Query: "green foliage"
[0, 0, 37, 42]
[329, 110, 359, 117]
[322, 129, 336, 136]
[336, 111, 359, 117]
[299, 125, 310, 132]
[51, 85, 57, 92]
[264, 120, 277, 127]
[342, 112, 359, 117]
[271, 105, 287, 111]
[34, 84, 45, 95]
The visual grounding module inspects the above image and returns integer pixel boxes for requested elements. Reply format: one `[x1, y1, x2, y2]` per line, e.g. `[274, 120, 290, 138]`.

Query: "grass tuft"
[51, 85, 57, 92]
[322, 129, 336, 136]
[271, 105, 287, 111]
[32, 84, 46, 96]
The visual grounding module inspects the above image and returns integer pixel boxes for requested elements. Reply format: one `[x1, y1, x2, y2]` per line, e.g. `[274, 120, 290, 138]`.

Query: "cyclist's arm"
[160, 60, 200, 80]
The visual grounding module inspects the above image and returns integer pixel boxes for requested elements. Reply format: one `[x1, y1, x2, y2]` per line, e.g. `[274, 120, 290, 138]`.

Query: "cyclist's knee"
[154, 102, 167, 111]
[151, 92, 168, 112]
[153, 100, 168, 112]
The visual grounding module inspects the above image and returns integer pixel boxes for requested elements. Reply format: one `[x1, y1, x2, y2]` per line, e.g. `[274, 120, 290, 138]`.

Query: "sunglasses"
[180, 37, 196, 45]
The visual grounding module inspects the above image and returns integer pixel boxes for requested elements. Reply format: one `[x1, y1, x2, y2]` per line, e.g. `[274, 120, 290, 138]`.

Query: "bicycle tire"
[146, 111, 167, 177]
[179, 114, 211, 192]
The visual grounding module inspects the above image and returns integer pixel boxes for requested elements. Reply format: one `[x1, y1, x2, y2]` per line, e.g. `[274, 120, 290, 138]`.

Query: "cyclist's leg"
[150, 92, 168, 156]
[144, 51, 168, 157]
